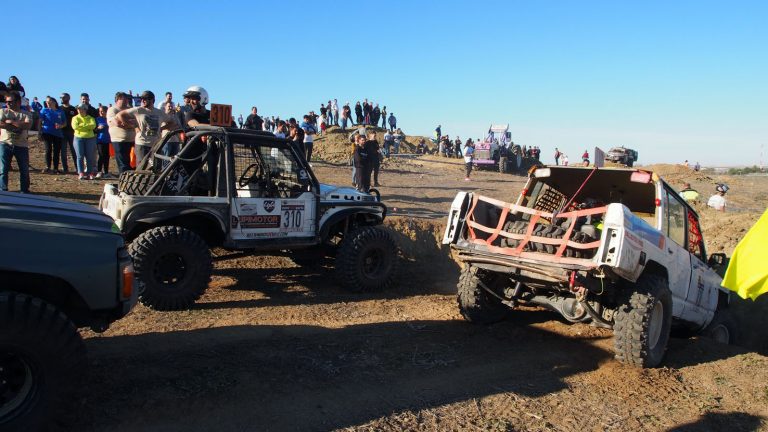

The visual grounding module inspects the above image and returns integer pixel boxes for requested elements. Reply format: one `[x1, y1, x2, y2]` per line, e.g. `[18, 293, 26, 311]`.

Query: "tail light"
[121, 262, 135, 299]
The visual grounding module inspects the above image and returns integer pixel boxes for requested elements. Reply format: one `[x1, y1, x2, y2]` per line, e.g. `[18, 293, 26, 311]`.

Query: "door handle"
[667, 248, 674, 254]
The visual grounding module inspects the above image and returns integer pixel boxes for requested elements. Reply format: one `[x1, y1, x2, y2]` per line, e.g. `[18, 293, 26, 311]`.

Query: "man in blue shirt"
[299, 114, 317, 162]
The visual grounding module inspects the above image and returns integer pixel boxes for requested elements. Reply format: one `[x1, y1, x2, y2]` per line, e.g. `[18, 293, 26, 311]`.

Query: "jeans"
[74, 136, 97, 175]
[134, 144, 150, 167]
[393, 141, 401, 154]
[97, 142, 111, 173]
[332, 110, 339, 125]
[41, 133, 62, 170]
[341, 118, 348, 131]
[382, 142, 390, 157]
[164, 141, 180, 157]
[62, 131, 74, 172]
[305, 142, 314, 162]
[114, 141, 134, 173]
[381, 117, 387, 128]
[0, 143, 30, 193]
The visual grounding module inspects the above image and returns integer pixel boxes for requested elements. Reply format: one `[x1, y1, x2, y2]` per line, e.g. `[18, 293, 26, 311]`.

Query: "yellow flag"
[722, 209, 768, 300]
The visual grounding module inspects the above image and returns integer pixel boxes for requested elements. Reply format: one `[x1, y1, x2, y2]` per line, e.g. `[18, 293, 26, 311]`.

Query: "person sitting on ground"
[416, 137, 427, 154]
[707, 184, 728, 211]
[679, 183, 700, 202]
[392, 128, 404, 154]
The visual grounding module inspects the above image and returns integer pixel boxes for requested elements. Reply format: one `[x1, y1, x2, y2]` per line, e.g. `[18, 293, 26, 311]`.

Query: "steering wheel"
[238, 163, 264, 187]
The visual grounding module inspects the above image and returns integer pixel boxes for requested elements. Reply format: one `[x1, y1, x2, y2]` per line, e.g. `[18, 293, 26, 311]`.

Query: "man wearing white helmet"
[183, 88, 210, 127]
[707, 184, 728, 211]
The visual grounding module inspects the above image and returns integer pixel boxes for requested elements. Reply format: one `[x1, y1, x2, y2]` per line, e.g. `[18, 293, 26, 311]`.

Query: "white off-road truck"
[443, 165, 734, 367]
[100, 126, 398, 311]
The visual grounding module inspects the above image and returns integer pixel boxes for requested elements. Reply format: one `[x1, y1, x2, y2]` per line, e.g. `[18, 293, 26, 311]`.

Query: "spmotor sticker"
[240, 214, 280, 229]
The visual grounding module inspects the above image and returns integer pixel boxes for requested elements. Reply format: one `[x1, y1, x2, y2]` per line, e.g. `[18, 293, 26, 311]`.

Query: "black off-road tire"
[118, 170, 159, 195]
[703, 309, 739, 345]
[499, 157, 508, 174]
[130, 226, 212, 310]
[0, 293, 86, 431]
[457, 265, 508, 324]
[613, 273, 673, 368]
[336, 226, 398, 293]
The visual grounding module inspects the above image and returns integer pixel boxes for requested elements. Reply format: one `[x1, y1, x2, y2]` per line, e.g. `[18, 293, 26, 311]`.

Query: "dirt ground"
[13, 132, 768, 431]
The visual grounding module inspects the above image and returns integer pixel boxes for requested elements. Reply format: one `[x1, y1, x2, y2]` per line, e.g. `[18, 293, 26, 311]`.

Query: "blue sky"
[9, 1, 766, 166]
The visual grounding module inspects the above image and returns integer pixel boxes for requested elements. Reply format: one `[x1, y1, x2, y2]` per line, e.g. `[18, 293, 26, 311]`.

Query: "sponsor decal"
[231, 216, 239, 228]
[239, 204, 258, 214]
[298, 169, 308, 180]
[240, 214, 281, 229]
[246, 231, 289, 238]
[263, 200, 276, 213]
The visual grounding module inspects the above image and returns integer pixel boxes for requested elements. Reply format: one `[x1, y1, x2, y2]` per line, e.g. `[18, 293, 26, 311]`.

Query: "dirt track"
[14, 134, 768, 431]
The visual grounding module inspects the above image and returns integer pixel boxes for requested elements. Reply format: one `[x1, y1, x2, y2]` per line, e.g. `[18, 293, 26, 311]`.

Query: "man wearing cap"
[107, 92, 137, 173]
[183, 90, 210, 127]
[116, 90, 175, 164]
[707, 185, 728, 211]
[0, 91, 33, 192]
[59, 93, 78, 173]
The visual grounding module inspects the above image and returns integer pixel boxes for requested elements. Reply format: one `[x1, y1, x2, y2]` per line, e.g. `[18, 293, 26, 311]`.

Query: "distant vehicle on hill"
[474, 124, 511, 168]
[605, 146, 639, 167]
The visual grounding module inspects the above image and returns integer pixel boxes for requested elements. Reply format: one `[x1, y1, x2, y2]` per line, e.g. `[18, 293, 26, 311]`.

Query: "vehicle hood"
[0, 191, 119, 234]
[319, 184, 378, 202]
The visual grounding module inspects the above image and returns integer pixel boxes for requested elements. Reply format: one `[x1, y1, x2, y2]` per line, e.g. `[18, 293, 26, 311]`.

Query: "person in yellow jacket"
[679, 183, 700, 202]
[72, 104, 97, 180]
[722, 208, 768, 300]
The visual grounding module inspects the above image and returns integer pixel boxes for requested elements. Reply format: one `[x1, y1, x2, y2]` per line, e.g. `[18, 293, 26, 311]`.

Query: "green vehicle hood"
[0, 192, 118, 235]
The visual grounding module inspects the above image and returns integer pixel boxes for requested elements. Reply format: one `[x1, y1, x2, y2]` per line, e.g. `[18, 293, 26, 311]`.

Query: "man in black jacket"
[244, 107, 263, 130]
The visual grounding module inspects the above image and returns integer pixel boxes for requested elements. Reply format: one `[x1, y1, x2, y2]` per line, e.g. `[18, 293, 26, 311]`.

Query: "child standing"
[464, 141, 475, 181]
[95, 106, 111, 178]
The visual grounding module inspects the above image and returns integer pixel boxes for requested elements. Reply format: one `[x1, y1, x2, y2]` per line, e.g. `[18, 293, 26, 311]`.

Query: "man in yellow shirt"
[679, 183, 700, 202]
[71, 104, 97, 179]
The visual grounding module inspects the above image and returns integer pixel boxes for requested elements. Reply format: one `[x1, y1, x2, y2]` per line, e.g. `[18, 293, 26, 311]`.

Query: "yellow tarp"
[722, 209, 768, 300]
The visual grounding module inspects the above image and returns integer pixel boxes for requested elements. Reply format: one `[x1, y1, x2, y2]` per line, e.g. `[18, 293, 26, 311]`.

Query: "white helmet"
[185, 85, 209, 105]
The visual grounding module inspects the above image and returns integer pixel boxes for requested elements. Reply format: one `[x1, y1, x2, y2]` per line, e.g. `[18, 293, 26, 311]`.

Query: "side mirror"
[708, 252, 726, 267]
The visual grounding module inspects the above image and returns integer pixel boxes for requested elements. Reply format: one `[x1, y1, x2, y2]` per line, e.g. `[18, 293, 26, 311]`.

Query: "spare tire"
[118, 170, 159, 195]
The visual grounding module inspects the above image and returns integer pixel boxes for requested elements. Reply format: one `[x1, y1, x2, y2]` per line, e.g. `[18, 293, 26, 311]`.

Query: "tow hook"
[568, 271, 587, 297]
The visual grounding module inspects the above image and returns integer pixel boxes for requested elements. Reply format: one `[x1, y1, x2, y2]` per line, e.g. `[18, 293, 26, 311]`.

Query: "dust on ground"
[11, 136, 768, 431]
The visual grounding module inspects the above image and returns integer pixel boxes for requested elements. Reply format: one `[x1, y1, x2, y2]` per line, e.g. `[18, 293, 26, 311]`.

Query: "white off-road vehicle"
[443, 165, 734, 367]
[100, 126, 398, 311]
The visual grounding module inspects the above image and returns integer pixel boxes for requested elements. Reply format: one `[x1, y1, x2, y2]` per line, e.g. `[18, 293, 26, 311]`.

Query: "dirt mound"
[312, 125, 431, 164]
[385, 217, 460, 294]
[644, 163, 714, 184]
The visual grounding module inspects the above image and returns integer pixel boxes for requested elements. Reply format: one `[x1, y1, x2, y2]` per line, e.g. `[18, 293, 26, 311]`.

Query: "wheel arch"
[319, 208, 383, 240]
[125, 209, 226, 246]
[640, 260, 669, 283]
[0, 271, 92, 328]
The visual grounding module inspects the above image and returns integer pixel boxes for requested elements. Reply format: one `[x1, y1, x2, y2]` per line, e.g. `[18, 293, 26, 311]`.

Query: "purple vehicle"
[474, 124, 511, 168]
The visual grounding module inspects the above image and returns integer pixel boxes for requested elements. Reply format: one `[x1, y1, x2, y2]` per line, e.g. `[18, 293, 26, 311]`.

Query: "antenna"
[761, 143, 764, 172]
